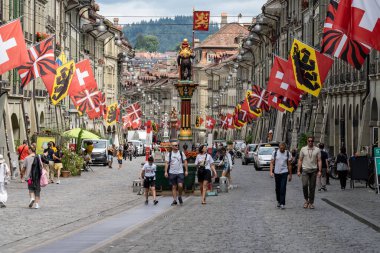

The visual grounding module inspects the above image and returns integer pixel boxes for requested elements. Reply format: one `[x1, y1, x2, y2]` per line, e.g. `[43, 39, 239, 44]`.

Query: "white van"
[81, 139, 109, 166]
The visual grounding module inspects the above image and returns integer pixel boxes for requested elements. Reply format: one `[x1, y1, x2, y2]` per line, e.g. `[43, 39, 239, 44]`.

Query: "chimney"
[221, 13, 228, 27]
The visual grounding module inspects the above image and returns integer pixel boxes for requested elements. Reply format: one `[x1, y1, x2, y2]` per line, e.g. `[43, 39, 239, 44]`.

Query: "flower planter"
[61, 170, 71, 178]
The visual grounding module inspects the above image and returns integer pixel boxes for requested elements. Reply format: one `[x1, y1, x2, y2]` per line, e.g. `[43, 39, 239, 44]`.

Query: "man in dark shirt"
[317, 143, 329, 191]
[43, 142, 55, 183]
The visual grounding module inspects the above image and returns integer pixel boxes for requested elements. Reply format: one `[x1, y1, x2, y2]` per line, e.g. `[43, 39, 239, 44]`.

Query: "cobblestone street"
[93, 162, 380, 253]
[1, 156, 145, 253]
[2, 158, 380, 253]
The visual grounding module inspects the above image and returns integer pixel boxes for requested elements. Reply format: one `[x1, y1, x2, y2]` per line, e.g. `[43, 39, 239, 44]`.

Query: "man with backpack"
[270, 142, 292, 210]
[164, 141, 188, 206]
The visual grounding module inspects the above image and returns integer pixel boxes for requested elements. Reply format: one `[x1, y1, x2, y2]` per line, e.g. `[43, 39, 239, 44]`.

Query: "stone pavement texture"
[93, 162, 380, 253]
[1, 156, 146, 253]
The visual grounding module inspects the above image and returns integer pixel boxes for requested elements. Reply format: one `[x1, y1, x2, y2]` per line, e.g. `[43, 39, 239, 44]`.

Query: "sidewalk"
[320, 178, 380, 230]
[1, 157, 146, 253]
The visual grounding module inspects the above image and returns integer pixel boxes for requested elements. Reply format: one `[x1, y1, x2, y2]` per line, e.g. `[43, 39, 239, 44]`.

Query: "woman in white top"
[0, 155, 10, 208]
[195, 145, 217, 204]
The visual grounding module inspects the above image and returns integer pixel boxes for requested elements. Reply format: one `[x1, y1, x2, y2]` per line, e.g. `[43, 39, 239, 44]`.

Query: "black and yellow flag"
[106, 103, 118, 126]
[51, 60, 76, 105]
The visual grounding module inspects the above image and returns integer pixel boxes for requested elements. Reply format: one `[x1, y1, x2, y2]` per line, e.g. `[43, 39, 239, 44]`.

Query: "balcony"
[46, 15, 56, 32]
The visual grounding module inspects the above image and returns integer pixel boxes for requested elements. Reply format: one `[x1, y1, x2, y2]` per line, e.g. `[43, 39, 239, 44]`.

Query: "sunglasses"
[308, 140, 314, 143]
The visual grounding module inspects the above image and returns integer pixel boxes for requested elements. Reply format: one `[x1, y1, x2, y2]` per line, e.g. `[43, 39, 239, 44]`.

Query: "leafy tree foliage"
[135, 34, 160, 52]
[123, 16, 219, 52]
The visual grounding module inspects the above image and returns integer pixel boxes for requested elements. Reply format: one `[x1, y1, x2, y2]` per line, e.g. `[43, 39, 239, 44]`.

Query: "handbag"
[337, 162, 348, 171]
[40, 169, 48, 187]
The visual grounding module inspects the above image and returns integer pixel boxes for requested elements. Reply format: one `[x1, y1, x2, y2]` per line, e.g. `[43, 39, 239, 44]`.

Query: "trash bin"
[219, 176, 228, 193]
[155, 162, 196, 192]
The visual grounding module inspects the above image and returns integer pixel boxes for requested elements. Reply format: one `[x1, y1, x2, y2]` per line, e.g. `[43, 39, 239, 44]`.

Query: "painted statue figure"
[177, 39, 195, 81]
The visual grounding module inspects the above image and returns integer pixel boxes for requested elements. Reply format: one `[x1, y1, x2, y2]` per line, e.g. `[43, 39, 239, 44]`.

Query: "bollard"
[219, 176, 228, 193]
[132, 179, 142, 192]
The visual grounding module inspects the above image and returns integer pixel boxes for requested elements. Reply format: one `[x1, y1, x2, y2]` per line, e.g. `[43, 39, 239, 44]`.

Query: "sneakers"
[0, 201, 6, 208]
[34, 203, 40, 209]
[280, 204, 285, 210]
[178, 196, 183, 205]
[322, 187, 327, 191]
[56, 180, 60, 184]
[29, 199, 35, 208]
[153, 200, 158, 205]
[145, 200, 148, 205]
[171, 200, 178, 206]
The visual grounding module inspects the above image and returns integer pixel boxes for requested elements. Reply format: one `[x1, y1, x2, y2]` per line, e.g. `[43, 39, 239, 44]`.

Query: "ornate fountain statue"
[177, 39, 195, 81]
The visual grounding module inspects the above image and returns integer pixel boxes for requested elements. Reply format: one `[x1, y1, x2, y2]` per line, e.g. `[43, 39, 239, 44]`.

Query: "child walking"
[117, 149, 123, 170]
[141, 156, 158, 205]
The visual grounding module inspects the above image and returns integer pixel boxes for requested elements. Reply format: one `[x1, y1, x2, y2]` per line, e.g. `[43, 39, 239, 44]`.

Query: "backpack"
[273, 150, 289, 166]
[168, 151, 184, 173]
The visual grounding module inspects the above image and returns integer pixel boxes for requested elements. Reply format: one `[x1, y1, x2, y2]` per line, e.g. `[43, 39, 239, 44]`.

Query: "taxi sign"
[264, 144, 272, 147]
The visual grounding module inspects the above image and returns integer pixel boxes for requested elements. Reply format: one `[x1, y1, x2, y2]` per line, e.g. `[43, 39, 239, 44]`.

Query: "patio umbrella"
[62, 128, 100, 139]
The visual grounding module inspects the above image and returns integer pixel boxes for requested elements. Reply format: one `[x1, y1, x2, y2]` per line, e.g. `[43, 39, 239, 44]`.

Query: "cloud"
[97, 0, 267, 24]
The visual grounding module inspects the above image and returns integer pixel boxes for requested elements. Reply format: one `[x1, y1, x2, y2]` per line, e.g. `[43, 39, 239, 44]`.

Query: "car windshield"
[93, 141, 106, 149]
[258, 147, 275, 155]
[248, 145, 256, 151]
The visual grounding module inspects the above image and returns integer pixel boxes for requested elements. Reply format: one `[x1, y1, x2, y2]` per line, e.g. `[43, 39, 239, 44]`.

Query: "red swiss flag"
[0, 19, 28, 75]
[206, 116, 216, 130]
[68, 59, 97, 96]
[267, 56, 303, 102]
[226, 113, 234, 129]
[334, 0, 380, 51]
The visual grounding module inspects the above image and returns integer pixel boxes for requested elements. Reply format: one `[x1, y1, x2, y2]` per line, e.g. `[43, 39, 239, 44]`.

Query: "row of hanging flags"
[0, 18, 144, 129]
[198, 0, 380, 130]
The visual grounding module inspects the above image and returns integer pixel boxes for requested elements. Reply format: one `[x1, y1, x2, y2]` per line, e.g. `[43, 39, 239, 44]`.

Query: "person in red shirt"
[17, 140, 29, 182]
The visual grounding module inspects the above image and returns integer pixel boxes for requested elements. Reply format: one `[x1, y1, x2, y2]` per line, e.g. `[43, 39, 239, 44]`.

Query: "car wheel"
[255, 166, 262, 171]
[242, 159, 246, 165]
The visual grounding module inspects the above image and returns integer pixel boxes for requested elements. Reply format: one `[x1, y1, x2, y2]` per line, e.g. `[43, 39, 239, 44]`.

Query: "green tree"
[135, 34, 159, 52]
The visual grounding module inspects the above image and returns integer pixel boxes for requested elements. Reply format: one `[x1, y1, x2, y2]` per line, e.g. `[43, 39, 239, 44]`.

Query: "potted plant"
[61, 147, 84, 177]
[184, 150, 197, 164]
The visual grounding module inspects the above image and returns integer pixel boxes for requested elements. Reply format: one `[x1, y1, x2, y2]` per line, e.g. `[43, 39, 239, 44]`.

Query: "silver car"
[254, 146, 278, 171]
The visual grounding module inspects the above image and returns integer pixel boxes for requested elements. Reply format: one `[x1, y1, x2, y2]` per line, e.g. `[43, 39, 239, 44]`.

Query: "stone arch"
[107, 125, 112, 133]
[213, 130, 218, 140]
[112, 125, 116, 133]
[371, 97, 378, 122]
[347, 104, 353, 155]
[11, 113, 20, 142]
[341, 104, 346, 148]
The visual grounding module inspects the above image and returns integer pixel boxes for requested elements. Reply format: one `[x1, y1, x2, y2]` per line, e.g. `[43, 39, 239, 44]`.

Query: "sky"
[97, 0, 267, 25]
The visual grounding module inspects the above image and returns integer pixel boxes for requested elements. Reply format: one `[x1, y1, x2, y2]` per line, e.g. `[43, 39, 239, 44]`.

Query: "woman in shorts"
[195, 145, 217, 205]
[117, 149, 123, 170]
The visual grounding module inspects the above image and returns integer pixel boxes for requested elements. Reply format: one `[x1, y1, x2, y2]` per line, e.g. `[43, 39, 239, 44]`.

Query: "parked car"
[253, 142, 280, 170]
[81, 139, 109, 166]
[242, 144, 258, 165]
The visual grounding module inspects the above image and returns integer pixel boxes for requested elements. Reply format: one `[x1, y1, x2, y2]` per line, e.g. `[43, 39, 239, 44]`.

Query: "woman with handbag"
[24, 146, 43, 209]
[195, 145, 217, 205]
[336, 146, 349, 190]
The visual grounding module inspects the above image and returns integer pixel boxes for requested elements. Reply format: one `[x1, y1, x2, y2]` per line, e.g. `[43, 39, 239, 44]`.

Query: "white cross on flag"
[267, 56, 303, 102]
[220, 115, 228, 129]
[226, 113, 234, 129]
[68, 59, 97, 96]
[0, 19, 28, 75]
[334, 0, 380, 52]
[126, 102, 142, 121]
[206, 116, 216, 130]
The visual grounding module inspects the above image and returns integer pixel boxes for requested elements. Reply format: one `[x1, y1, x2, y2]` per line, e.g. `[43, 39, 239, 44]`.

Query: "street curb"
[322, 198, 380, 233]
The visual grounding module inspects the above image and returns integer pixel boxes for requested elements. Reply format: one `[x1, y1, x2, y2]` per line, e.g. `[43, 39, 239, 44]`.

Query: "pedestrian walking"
[270, 142, 292, 209]
[141, 156, 158, 205]
[24, 146, 42, 209]
[117, 148, 123, 170]
[290, 149, 298, 174]
[336, 147, 349, 190]
[0, 155, 10, 208]
[297, 136, 322, 209]
[195, 145, 217, 205]
[123, 143, 128, 160]
[52, 146, 64, 184]
[164, 141, 188, 206]
[220, 147, 233, 189]
[44, 142, 55, 183]
[317, 143, 329, 192]
[107, 145, 114, 168]
[17, 140, 29, 182]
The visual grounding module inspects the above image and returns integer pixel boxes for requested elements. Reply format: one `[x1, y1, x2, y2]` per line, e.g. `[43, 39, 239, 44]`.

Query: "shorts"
[198, 169, 212, 183]
[107, 155, 113, 161]
[19, 160, 25, 171]
[143, 177, 156, 188]
[54, 163, 63, 170]
[117, 159, 122, 164]
[169, 173, 184, 186]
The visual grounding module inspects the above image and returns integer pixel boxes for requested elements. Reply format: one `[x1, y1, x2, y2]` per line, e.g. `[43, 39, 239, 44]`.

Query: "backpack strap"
[180, 151, 184, 163]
